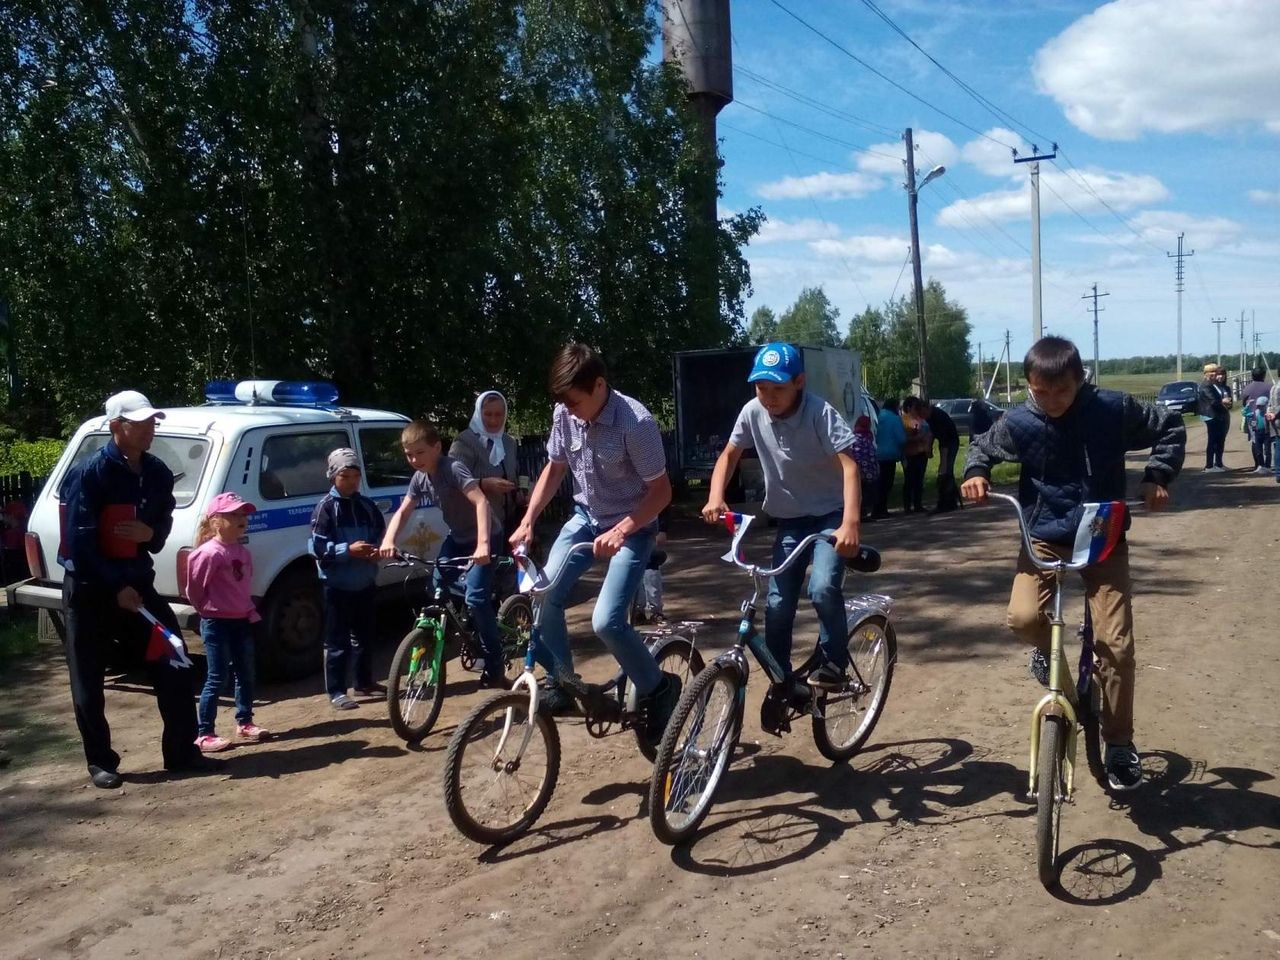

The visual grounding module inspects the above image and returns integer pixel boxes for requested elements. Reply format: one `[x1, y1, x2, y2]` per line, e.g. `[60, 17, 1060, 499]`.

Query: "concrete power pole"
[1004, 329, 1013, 403]
[1014, 144, 1057, 342]
[1166, 233, 1194, 380]
[1239, 310, 1247, 377]
[1082, 283, 1109, 385]
[1211, 317, 1227, 366]
[904, 127, 930, 401]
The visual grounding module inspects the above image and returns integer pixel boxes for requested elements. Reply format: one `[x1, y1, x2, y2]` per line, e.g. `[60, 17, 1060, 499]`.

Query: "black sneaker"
[88, 765, 122, 789]
[809, 661, 850, 690]
[478, 672, 509, 691]
[1105, 742, 1143, 792]
[637, 671, 682, 749]
[536, 677, 575, 716]
[1029, 649, 1050, 688]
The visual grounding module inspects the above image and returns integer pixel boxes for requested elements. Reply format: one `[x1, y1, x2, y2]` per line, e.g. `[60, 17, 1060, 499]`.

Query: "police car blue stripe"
[246, 498, 404, 533]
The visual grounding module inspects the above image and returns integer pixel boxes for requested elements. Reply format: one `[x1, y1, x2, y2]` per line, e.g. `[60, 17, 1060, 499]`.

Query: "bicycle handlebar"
[728, 531, 881, 578]
[513, 541, 595, 597]
[983, 492, 1144, 573]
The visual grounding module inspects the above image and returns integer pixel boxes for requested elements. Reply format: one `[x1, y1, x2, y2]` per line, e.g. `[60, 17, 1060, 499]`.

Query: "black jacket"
[1197, 379, 1230, 420]
[58, 440, 175, 591]
[964, 385, 1184, 545]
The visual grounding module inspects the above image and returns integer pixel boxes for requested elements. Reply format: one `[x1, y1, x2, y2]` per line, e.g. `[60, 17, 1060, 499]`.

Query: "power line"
[851, 0, 1057, 147]
[1051, 155, 1164, 254]
[734, 64, 899, 139]
[766, 0, 1017, 151]
[732, 99, 901, 161]
[719, 121, 859, 172]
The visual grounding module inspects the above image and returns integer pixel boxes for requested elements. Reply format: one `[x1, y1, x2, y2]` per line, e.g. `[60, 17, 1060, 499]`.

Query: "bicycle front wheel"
[632, 634, 707, 762]
[648, 662, 742, 845]
[443, 691, 561, 846]
[387, 628, 445, 744]
[812, 614, 896, 762]
[1035, 715, 1066, 888]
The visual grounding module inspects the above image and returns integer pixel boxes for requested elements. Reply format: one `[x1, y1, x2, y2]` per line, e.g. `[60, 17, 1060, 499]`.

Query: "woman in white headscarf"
[449, 390, 521, 531]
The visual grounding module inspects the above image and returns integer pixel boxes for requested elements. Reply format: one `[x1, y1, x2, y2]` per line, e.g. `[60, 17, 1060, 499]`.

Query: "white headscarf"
[469, 390, 507, 467]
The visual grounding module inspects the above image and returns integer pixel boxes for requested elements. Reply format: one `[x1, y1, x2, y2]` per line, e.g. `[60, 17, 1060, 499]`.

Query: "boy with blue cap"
[702, 343, 863, 688]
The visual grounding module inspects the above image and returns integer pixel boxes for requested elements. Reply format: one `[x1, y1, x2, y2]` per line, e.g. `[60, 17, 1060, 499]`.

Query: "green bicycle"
[385, 553, 532, 744]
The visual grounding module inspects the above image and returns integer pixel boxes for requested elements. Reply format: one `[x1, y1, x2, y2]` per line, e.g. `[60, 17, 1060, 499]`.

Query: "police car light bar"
[205, 380, 341, 407]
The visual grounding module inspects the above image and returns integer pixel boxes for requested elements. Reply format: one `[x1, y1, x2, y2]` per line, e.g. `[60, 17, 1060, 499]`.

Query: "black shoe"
[164, 754, 221, 776]
[478, 672, 510, 691]
[88, 765, 122, 789]
[536, 677, 575, 716]
[1029, 649, 1050, 688]
[1105, 742, 1143, 792]
[808, 661, 849, 690]
[637, 671, 683, 749]
[354, 682, 386, 698]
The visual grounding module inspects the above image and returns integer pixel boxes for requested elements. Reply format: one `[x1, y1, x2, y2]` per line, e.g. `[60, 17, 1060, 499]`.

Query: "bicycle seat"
[844, 546, 881, 573]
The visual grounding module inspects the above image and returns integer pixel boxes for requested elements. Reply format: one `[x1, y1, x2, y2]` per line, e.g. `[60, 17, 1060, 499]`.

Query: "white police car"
[9, 380, 447, 679]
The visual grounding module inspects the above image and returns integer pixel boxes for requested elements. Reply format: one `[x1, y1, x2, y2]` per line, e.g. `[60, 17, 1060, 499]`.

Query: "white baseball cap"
[104, 390, 165, 422]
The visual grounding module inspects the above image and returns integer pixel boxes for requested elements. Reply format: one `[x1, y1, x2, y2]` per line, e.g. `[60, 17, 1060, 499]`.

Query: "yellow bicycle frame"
[1027, 568, 1081, 800]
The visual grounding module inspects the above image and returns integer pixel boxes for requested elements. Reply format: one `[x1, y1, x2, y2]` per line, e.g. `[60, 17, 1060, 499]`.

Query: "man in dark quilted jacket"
[960, 336, 1184, 793]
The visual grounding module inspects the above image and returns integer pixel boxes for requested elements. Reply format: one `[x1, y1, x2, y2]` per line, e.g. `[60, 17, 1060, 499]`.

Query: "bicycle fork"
[1027, 579, 1081, 802]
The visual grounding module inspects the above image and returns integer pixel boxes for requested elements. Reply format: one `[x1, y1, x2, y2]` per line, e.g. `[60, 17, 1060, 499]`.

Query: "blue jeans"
[536, 506, 661, 695]
[436, 531, 504, 679]
[198, 617, 255, 735]
[323, 585, 376, 699]
[766, 510, 848, 675]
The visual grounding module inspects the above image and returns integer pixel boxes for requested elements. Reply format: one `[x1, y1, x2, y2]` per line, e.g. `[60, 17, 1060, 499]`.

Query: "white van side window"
[358, 426, 411, 489]
[259, 431, 349, 501]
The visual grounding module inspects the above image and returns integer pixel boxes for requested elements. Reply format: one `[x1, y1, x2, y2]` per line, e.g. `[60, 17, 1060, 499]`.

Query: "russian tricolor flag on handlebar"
[1070, 500, 1126, 567]
[513, 543, 548, 594]
[721, 512, 756, 564]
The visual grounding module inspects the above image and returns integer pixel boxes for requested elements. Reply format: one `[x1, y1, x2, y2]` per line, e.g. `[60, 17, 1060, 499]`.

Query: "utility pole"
[977, 342, 983, 395]
[1166, 233, 1193, 380]
[1211, 317, 1227, 366]
[1082, 283, 1109, 385]
[1014, 144, 1057, 342]
[1004, 329, 1012, 403]
[1239, 309, 1247, 377]
[904, 127, 929, 401]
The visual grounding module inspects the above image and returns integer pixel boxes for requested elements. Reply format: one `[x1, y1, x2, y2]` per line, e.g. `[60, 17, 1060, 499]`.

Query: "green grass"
[1095, 371, 1184, 396]
[0, 616, 40, 670]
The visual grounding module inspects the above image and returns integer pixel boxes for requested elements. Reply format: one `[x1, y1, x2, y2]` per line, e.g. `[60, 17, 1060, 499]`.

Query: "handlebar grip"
[844, 546, 881, 573]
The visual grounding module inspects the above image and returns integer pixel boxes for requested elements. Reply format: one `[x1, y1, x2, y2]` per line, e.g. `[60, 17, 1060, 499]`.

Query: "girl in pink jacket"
[188, 493, 267, 752]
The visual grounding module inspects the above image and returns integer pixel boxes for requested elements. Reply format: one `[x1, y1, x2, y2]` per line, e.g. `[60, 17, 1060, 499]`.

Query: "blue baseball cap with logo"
[747, 342, 804, 383]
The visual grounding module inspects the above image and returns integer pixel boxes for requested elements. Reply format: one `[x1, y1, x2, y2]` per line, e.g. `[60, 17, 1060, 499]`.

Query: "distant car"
[933, 398, 1005, 437]
[1156, 380, 1199, 416]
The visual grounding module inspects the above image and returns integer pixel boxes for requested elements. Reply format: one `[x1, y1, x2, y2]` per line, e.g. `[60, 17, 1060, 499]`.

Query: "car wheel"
[258, 566, 324, 681]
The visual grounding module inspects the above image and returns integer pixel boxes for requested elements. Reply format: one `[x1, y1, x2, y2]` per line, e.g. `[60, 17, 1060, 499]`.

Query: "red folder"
[98, 504, 139, 560]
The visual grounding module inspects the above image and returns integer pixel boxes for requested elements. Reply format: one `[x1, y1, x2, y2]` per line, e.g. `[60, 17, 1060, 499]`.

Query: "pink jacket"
[186, 538, 261, 623]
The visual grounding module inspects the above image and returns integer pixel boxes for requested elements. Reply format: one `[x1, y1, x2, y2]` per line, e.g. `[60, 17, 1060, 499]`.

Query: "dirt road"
[3, 427, 1278, 959]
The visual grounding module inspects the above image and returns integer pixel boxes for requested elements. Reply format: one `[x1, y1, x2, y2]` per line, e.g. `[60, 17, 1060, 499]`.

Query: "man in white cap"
[58, 390, 206, 788]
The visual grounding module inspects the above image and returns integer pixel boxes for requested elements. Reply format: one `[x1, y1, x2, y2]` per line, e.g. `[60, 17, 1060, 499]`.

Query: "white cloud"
[960, 128, 1032, 176]
[936, 169, 1167, 226]
[756, 171, 883, 200]
[1033, 0, 1280, 139]
[1248, 190, 1280, 205]
[809, 233, 910, 264]
[1125, 211, 1243, 249]
[856, 129, 959, 177]
[752, 217, 836, 245]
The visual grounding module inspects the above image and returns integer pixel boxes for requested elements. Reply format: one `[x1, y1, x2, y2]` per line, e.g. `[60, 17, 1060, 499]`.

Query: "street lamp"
[904, 125, 946, 400]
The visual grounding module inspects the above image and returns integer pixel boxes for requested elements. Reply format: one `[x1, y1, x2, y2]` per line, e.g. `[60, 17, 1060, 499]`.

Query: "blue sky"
[704, 0, 1279, 365]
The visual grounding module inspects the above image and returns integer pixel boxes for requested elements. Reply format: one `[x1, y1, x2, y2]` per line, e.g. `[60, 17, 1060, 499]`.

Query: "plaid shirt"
[547, 388, 666, 528]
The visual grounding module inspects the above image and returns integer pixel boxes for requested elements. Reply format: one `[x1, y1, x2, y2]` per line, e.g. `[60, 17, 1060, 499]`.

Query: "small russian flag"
[720, 512, 756, 564]
[141, 609, 193, 669]
[1070, 501, 1127, 567]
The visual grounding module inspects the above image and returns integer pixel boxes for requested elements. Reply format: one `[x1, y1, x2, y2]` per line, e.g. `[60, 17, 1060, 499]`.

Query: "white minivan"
[8, 380, 446, 679]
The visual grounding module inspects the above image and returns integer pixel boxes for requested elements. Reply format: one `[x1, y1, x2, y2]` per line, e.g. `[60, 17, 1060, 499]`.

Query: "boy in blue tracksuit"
[308, 448, 386, 709]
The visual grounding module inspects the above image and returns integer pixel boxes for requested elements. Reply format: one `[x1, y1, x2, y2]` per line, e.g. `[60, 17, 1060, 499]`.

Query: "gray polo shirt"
[729, 392, 854, 519]
[407, 456, 497, 544]
[547, 388, 667, 528]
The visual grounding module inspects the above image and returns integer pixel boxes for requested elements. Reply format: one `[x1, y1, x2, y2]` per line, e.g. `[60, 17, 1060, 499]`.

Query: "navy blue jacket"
[964, 385, 1185, 545]
[58, 440, 176, 591]
[308, 488, 387, 591]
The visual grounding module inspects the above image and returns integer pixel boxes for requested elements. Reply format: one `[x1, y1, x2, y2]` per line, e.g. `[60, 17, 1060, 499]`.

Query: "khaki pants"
[1006, 539, 1135, 744]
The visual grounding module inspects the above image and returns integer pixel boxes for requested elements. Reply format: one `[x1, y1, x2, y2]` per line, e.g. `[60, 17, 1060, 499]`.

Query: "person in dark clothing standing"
[1197, 363, 1231, 472]
[900, 397, 933, 514]
[970, 399, 995, 440]
[59, 391, 205, 789]
[923, 398, 961, 513]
